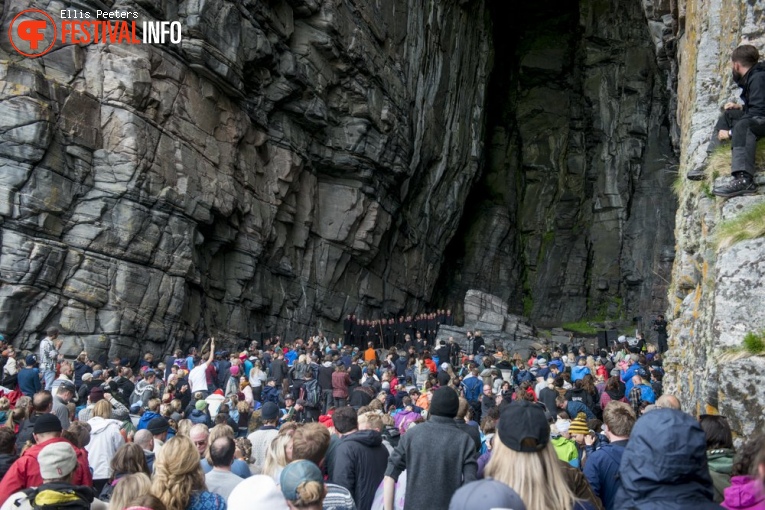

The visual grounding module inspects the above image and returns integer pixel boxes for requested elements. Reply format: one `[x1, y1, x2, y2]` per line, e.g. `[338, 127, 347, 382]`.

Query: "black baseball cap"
[497, 400, 550, 453]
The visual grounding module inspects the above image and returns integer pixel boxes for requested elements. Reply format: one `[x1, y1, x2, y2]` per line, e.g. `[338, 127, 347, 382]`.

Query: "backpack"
[300, 379, 320, 408]
[639, 384, 656, 404]
[23, 484, 93, 510]
[462, 377, 482, 402]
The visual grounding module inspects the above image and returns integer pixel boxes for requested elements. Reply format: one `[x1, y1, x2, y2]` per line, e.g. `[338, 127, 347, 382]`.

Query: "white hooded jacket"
[85, 416, 124, 479]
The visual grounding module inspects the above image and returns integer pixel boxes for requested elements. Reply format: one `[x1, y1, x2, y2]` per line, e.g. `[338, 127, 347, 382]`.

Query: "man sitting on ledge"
[689, 44, 765, 198]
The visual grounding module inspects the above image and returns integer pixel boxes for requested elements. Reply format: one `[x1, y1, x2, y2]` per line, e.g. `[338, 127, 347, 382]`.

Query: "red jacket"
[0, 437, 92, 506]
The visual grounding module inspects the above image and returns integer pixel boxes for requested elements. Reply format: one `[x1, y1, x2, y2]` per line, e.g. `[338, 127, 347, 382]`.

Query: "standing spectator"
[151, 435, 225, 510]
[332, 362, 351, 408]
[653, 315, 668, 353]
[721, 433, 765, 510]
[228, 475, 289, 510]
[39, 328, 62, 390]
[269, 352, 288, 389]
[249, 360, 267, 403]
[700, 415, 736, 503]
[449, 479, 527, 510]
[98, 442, 151, 502]
[329, 407, 389, 510]
[73, 352, 92, 389]
[1, 349, 18, 389]
[291, 423, 356, 509]
[0, 428, 18, 481]
[280, 460, 327, 509]
[318, 359, 335, 414]
[615, 408, 722, 509]
[204, 436, 242, 500]
[247, 402, 280, 473]
[188, 339, 215, 397]
[86, 399, 126, 493]
[108, 472, 152, 510]
[484, 400, 591, 510]
[17, 355, 41, 398]
[383, 387, 477, 509]
[0, 414, 92, 505]
[52, 380, 76, 429]
[583, 402, 636, 510]
[1, 442, 95, 510]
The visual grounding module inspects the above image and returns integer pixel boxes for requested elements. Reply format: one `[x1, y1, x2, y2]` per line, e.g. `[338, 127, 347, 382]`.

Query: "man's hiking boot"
[712, 172, 757, 198]
[686, 164, 707, 181]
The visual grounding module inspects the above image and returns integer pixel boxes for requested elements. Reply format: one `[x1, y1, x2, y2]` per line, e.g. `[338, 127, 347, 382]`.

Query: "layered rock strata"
[0, 0, 491, 359]
[663, 0, 765, 439]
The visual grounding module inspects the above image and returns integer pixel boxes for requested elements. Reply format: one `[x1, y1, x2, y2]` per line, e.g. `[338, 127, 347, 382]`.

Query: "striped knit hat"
[569, 412, 589, 435]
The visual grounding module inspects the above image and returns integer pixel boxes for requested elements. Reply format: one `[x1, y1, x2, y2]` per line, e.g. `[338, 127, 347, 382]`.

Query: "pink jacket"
[722, 476, 765, 510]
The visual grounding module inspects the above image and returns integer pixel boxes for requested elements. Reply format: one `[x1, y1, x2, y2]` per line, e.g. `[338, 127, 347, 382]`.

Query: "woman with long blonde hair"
[110, 472, 152, 510]
[151, 435, 225, 510]
[485, 401, 588, 510]
[262, 432, 293, 482]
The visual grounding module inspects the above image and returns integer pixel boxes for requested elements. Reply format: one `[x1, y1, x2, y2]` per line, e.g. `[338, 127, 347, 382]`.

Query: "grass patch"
[705, 146, 733, 180]
[561, 320, 600, 335]
[743, 331, 765, 354]
[701, 182, 714, 199]
[715, 201, 765, 250]
[672, 174, 685, 197]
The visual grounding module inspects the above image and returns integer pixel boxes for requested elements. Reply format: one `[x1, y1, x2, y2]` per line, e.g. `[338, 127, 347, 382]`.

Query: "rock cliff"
[433, 0, 678, 327]
[0, 0, 491, 358]
[663, 0, 765, 438]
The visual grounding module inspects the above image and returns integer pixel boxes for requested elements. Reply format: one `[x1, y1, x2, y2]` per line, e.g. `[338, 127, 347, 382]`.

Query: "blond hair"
[151, 436, 206, 510]
[358, 412, 383, 431]
[262, 433, 292, 478]
[92, 399, 112, 419]
[291, 480, 327, 508]
[111, 472, 152, 510]
[485, 438, 577, 510]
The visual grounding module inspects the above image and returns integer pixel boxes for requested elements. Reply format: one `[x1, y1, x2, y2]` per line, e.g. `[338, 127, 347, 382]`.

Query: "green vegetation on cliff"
[715, 201, 765, 250]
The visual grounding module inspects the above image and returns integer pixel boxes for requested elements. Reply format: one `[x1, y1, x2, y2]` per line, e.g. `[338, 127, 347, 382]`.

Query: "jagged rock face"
[434, 0, 678, 326]
[0, 0, 491, 359]
[665, 0, 765, 438]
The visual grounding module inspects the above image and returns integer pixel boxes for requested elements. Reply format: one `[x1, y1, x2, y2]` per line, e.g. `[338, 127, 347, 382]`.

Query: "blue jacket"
[18, 367, 41, 397]
[571, 365, 591, 382]
[583, 440, 628, 510]
[621, 364, 641, 394]
[566, 400, 595, 420]
[137, 410, 160, 430]
[614, 409, 723, 510]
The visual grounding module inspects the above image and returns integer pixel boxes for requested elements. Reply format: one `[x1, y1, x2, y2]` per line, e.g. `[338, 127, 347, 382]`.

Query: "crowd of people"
[0, 327, 762, 510]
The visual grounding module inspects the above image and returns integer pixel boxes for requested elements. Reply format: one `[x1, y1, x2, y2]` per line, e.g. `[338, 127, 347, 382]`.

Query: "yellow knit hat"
[568, 412, 590, 435]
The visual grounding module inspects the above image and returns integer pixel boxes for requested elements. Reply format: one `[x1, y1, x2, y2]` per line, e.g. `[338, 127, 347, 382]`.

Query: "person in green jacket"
[699, 414, 736, 503]
[551, 418, 580, 468]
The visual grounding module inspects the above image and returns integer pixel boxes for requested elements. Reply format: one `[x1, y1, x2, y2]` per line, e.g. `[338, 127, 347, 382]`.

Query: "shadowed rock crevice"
[434, 0, 678, 328]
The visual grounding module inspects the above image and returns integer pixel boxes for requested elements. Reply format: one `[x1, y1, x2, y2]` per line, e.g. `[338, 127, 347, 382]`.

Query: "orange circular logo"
[8, 9, 57, 58]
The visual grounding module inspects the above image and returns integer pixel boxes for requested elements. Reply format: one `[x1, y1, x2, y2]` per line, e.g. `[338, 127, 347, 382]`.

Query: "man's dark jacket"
[330, 430, 389, 510]
[740, 62, 765, 118]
